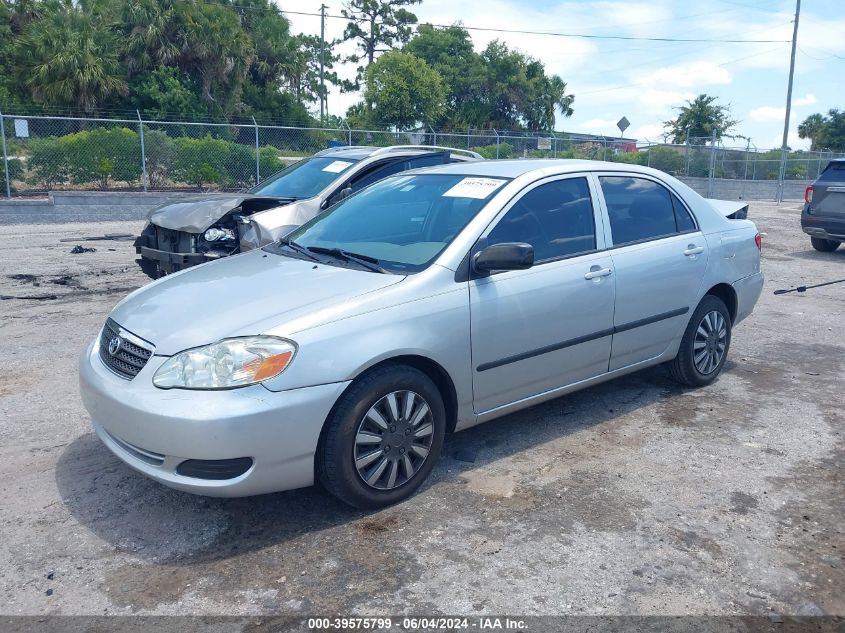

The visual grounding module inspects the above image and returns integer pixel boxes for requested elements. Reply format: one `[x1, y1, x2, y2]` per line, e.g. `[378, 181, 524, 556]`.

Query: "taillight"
[755, 233, 762, 251]
[805, 186, 813, 204]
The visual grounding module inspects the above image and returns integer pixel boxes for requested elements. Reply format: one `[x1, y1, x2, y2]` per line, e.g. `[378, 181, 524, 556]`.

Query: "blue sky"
[286, 0, 845, 150]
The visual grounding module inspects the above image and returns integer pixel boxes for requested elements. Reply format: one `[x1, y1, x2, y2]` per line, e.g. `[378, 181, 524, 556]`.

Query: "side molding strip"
[476, 306, 689, 372]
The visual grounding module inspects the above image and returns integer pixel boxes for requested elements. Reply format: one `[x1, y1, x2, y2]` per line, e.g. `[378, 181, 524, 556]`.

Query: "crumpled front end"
[134, 196, 299, 278]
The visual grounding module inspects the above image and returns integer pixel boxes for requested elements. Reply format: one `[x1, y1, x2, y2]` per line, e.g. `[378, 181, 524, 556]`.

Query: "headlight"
[153, 336, 296, 389]
[204, 227, 236, 242]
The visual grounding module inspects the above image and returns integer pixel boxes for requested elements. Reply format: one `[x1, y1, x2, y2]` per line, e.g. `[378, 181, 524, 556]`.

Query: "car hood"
[148, 195, 254, 232]
[110, 250, 404, 355]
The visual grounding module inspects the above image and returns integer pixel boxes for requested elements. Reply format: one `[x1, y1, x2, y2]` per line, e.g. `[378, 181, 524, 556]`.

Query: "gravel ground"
[0, 204, 842, 619]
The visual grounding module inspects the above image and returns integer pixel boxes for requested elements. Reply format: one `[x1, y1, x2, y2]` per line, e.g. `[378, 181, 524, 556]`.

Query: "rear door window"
[672, 193, 697, 232]
[599, 176, 680, 245]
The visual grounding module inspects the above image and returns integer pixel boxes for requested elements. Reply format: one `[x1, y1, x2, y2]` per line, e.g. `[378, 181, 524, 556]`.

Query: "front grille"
[98, 318, 154, 380]
[155, 226, 194, 253]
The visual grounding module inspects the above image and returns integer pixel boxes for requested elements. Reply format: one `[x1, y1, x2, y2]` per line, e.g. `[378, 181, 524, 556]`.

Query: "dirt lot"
[0, 203, 842, 619]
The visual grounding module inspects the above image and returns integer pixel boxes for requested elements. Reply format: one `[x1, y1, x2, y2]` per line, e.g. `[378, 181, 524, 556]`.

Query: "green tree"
[524, 71, 574, 131]
[798, 109, 845, 151]
[359, 51, 446, 130]
[664, 94, 738, 143]
[118, 0, 182, 74]
[131, 67, 206, 120]
[477, 41, 533, 129]
[179, 2, 254, 118]
[341, 0, 421, 88]
[17, 0, 128, 113]
[405, 23, 485, 127]
[287, 34, 344, 110]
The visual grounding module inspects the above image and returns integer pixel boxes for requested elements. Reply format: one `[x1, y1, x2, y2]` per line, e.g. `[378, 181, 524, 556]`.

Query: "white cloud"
[639, 89, 696, 108]
[795, 93, 817, 107]
[641, 61, 732, 89]
[578, 118, 619, 132]
[750, 106, 785, 123]
[631, 122, 666, 141]
[749, 94, 820, 123]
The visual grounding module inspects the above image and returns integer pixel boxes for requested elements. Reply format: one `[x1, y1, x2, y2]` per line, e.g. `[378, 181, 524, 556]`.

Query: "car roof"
[314, 145, 481, 161]
[410, 158, 657, 178]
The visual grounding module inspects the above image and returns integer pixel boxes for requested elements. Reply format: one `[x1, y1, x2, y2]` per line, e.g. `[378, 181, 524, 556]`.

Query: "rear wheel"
[317, 364, 445, 509]
[668, 295, 732, 387]
[810, 237, 840, 252]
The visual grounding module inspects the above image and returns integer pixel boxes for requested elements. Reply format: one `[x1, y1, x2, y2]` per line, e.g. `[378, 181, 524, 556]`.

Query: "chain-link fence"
[2, 111, 843, 200]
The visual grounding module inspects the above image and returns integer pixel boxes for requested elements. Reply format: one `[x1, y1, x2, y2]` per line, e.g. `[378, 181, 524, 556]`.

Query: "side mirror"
[339, 187, 353, 200]
[473, 242, 534, 274]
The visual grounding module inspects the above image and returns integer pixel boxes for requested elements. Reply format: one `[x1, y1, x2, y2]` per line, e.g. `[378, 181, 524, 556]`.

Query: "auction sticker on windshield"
[322, 160, 354, 173]
[442, 177, 507, 199]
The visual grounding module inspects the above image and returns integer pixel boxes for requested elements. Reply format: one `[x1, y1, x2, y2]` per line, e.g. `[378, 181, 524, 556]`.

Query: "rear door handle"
[684, 245, 705, 256]
[584, 267, 613, 280]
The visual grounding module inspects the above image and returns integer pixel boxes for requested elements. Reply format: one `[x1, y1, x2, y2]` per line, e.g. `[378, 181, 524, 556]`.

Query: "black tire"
[810, 237, 840, 252]
[317, 364, 446, 509]
[668, 295, 732, 387]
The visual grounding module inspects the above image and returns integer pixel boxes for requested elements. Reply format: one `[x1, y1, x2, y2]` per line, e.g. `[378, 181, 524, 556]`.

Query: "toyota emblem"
[108, 336, 123, 356]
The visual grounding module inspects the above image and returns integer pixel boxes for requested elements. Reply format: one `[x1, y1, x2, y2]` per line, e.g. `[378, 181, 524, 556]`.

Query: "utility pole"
[777, 0, 801, 202]
[320, 3, 327, 122]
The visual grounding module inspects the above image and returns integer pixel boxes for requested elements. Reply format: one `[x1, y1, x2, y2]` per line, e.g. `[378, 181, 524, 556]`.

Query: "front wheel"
[317, 364, 446, 509]
[810, 237, 840, 252]
[668, 295, 732, 387]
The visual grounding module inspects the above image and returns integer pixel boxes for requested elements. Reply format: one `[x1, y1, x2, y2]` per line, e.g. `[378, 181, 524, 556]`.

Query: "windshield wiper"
[306, 246, 389, 273]
[277, 238, 320, 261]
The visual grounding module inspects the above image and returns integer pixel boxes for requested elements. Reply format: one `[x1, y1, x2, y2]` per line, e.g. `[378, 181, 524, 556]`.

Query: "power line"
[283, 9, 791, 43]
[204, 3, 790, 44]
[798, 45, 845, 60]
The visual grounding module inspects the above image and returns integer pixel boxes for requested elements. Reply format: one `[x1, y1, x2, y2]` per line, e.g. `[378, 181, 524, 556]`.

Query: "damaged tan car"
[134, 145, 482, 278]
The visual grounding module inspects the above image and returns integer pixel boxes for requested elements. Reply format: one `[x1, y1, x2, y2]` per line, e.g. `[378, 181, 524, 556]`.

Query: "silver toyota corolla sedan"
[80, 160, 764, 509]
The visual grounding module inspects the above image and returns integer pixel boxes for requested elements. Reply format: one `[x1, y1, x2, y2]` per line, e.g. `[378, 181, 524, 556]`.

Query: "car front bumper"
[79, 339, 350, 497]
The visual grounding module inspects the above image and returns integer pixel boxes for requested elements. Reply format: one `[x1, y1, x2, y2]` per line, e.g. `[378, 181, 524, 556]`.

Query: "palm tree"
[19, 0, 127, 114]
[797, 113, 826, 151]
[119, 0, 182, 74]
[546, 75, 574, 128]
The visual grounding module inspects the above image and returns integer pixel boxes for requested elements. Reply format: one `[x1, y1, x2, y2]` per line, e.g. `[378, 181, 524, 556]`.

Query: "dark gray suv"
[802, 158, 845, 252]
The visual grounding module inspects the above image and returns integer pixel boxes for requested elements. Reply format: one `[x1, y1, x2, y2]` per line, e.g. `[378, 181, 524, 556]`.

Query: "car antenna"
[773, 277, 845, 295]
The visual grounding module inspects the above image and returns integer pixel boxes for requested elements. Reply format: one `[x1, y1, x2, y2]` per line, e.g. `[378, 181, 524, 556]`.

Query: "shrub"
[64, 128, 141, 188]
[224, 141, 256, 188]
[27, 137, 70, 190]
[259, 146, 285, 178]
[172, 135, 256, 190]
[142, 129, 177, 189]
[1, 156, 23, 181]
[642, 146, 684, 175]
[470, 142, 513, 159]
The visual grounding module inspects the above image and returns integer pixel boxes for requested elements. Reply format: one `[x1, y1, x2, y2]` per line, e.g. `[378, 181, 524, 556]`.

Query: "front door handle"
[684, 245, 705, 256]
[584, 267, 613, 280]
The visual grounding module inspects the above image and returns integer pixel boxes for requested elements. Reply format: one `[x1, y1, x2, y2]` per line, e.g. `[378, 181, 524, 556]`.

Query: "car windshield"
[279, 174, 510, 273]
[249, 156, 361, 199]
